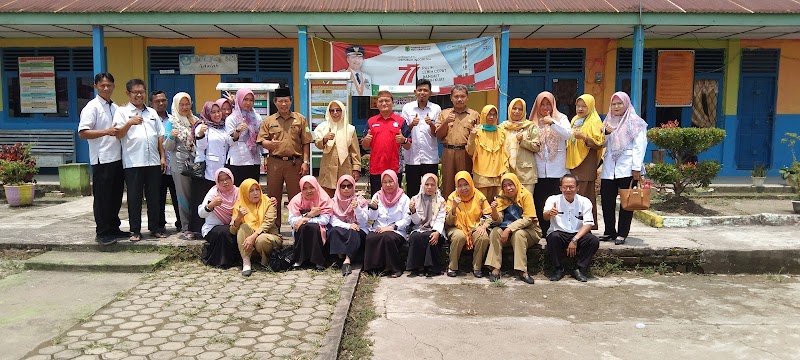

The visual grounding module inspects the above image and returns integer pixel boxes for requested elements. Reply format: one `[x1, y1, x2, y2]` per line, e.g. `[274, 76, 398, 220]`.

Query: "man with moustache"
[435, 84, 480, 196]
[361, 90, 412, 196]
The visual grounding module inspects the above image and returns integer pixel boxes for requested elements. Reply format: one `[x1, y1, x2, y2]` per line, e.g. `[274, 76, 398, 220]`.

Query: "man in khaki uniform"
[435, 84, 480, 196]
[257, 87, 313, 226]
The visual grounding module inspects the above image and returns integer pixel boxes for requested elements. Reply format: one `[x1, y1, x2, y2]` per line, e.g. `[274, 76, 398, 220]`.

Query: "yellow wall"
[742, 39, 800, 115]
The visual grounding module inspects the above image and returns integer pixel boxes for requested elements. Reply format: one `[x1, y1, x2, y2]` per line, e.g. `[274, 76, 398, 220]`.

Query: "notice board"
[656, 50, 694, 107]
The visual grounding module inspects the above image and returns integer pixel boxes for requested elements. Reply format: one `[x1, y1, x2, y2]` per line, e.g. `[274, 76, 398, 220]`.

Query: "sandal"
[152, 232, 167, 239]
[129, 234, 142, 242]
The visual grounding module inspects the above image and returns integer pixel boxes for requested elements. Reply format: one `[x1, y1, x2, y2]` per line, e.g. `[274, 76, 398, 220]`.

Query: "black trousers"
[124, 165, 162, 235]
[226, 164, 261, 187]
[546, 230, 600, 271]
[158, 174, 181, 230]
[370, 172, 404, 197]
[190, 178, 214, 234]
[91, 160, 125, 236]
[600, 177, 636, 238]
[404, 164, 439, 197]
[533, 178, 562, 235]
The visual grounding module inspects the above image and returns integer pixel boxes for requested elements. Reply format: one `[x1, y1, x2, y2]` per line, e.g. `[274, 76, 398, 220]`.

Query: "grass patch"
[591, 258, 624, 277]
[490, 278, 507, 288]
[766, 268, 789, 283]
[338, 273, 379, 360]
[208, 334, 237, 346]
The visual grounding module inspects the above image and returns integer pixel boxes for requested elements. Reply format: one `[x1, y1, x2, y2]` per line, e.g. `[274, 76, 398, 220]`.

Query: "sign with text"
[656, 50, 694, 107]
[179, 54, 238, 74]
[331, 37, 497, 96]
[18, 57, 57, 113]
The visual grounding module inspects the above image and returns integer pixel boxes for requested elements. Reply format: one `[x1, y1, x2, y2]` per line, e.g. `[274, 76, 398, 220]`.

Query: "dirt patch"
[651, 196, 720, 216]
[651, 196, 797, 217]
[0, 248, 44, 280]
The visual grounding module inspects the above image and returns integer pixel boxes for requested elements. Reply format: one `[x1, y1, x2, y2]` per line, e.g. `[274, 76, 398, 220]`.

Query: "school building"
[0, 0, 798, 176]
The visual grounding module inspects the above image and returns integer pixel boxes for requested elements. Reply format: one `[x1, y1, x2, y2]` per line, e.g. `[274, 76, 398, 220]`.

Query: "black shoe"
[599, 234, 613, 242]
[571, 269, 588, 282]
[425, 270, 435, 278]
[389, 271, 402, 278]
[95, 235, 118, 246]
[488, 272, 501, 282]
[446, 269, 457, 277]
[549, 269, 565, 281]
[241, 269, 252, 277]
[315, 265, 326, 272]
[614, 236, 626, 245]
[342, 263, 352, 276]
[407, 270, 420, 278]
[473, 270, 484, 278]
[110, 229, 130, 239]
[518, 273, 535, 284]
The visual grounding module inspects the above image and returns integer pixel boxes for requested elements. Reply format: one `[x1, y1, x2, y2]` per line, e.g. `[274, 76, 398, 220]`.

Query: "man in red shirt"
[361, 90, 412, 195]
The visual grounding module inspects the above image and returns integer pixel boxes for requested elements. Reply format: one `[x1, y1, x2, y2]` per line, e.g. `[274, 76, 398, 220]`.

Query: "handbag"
[269, 246, 294, 272]
[618, 180, 651, 211]
[181, 158, 206, 178]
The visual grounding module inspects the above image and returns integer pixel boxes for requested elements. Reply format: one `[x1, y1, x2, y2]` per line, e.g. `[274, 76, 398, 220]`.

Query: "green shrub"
[646, 121, 725, 197]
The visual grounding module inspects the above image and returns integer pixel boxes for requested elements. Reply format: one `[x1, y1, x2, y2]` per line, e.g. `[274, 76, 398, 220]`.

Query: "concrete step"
[24, 250, 169, 273]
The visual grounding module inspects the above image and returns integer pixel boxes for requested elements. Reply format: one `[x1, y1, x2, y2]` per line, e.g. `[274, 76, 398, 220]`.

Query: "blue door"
[508, 74, 545, 115]
[736, 75, 776, 169]
[149, 75, 195, 111]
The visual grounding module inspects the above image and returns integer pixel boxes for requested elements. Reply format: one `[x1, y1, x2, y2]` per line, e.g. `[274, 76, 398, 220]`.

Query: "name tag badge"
[393, 122, 399, 127]
[208, 154, 220, 162]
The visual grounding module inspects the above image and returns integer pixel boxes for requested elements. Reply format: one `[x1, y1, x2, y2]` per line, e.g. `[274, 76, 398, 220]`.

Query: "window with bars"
[509, 48, 585, 73]
[220, 47, 294, 114]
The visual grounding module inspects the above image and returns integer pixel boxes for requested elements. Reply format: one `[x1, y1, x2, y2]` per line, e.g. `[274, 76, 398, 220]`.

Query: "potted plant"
[751, 162, 767, 187]
[779, 166, 797, 186]
[0, 143, 38, 207]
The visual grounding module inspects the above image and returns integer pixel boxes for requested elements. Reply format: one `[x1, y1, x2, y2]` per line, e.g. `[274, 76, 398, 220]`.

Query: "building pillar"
[631, 25, 644, 114]
[498, 25, 510, 122]
[298, 25, 309, 119]
[92, 25, 105, 75]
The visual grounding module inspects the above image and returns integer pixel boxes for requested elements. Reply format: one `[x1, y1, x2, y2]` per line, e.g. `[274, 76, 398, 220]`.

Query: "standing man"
[362, 90, 412, 196]
[113, 79, 166, 242]
[257, 87, 313, 227]
[401, 79, 441, 197]
[338, 45, 372, 96]
[435, 84, 480, 196]
[543, 174, 600, 282]
[151, 90, 181, 232]
[77, 73, 125, 245]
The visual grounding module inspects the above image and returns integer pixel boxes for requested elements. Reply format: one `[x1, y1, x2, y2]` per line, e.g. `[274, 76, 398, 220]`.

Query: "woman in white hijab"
[313, 100, 361, 197]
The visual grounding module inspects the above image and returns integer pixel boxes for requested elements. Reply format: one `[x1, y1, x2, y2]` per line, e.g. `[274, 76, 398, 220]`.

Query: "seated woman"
[485, 173, 543, 284]
[288, 176, 333, 271]
[328, 175, 369, 276]
[365, 170, 411, 277]
[406, 173, 446, 277]
[230, 178, 283, 277]
[199, 168, 241, 268]
[445, 171, 492, 278]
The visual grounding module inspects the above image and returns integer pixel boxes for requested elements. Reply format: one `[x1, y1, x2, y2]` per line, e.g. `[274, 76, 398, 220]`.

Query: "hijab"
[446, 171, 490, 250]
[332, 175, 363, 223]
[215, 98, 233, 128]
[376, 170, 404, 208]
[604, 92, 648, 162]
[200, 101, 225, 130]
[530, 91, 566, 161]
[288, 175, 333, 241]
[207, 168, 238, 224]
[473, 105, 508, 178]
[566, 94, 606, 169]
[170, 92, 199, 149]
[314, 100, 355, 165]
[232, 179, 270, 230]
[501, 98, 532, 170]
[495, 173, 536, 218]
[230, 88, 260, 159]
[411, 173, 445, 232]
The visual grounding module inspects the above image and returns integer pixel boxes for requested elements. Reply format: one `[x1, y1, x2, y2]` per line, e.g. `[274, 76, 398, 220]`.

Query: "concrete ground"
[369, 273, 800, 359]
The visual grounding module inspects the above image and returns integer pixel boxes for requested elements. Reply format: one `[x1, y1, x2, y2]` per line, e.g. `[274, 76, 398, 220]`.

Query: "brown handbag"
[618, 180, 651, 211]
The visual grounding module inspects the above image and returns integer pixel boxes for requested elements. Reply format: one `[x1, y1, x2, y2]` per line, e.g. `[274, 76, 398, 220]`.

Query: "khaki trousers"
[485, 227, 539, 273]
[476, 186, 500, 203]
[237, 224, 283, 266]
[441, 148, 472, 196]
[446, 227, 489, 271]
[266, 158, 302, 227]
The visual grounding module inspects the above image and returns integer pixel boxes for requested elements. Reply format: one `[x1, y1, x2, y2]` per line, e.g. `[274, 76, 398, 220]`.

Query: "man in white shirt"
[77, 72, 125, 246]
[401, 78, 441, 197]
[543, 174, 600, 282]
[113, 79, 166, 241]
[151, 90, 181, 232]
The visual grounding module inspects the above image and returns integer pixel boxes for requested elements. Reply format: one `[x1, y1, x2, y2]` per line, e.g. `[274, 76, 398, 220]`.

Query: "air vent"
[148, 47, 194, 72]
[221, 48, 293, 73]
[617, 48, 656, 73]
[694, 49, 725, 73]
[741, 49, 780, 73]
[2, 47, 93, 72]
[509, 48, 584, 73]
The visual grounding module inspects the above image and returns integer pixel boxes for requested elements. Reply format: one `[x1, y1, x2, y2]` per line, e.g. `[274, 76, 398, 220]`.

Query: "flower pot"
[3, 183, 35, 207]
[793, 200, 800, 214]
[751, 176, 766, 187]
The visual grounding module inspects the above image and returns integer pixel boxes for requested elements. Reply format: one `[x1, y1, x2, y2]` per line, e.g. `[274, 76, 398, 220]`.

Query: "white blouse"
[368, 194, 411, 237]
[195, 125, 232, 181]
[600, 130, 648, 180]
[535, 114, 572, 179]
[330, 204, 370, 233]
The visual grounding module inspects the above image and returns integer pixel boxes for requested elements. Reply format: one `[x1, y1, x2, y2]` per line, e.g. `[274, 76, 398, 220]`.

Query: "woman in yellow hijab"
[229, 178, 283, 276]
[444, 171, 492, 278]
[485, 173, 543, 284]
[567, 94, 605, 229]
[313, 100, 361, 196]
[500, 98, 540, 195]
[466, 105, 508, 201]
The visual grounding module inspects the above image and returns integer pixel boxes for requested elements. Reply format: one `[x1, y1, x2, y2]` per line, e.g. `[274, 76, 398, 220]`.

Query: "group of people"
[78, 71, 648, 283]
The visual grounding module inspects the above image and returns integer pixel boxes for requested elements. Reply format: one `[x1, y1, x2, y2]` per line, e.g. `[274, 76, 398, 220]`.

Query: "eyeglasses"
[561, 185, 576, 190]
[339, 183, 353, 189]
[329, 109, 342, 113]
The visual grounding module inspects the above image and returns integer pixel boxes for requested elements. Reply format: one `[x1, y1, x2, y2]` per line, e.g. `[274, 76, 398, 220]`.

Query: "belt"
[269, 155, 301, 161]
[444, 144, 466, 150]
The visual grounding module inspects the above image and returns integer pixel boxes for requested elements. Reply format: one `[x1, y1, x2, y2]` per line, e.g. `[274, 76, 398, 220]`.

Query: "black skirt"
[293, 223, 327, 267]
[406, 230, 442, 271]
[328, 226, 365, 259]
[363, 231, 405, 273]
[190, 177, 214, 234]
[201, 225, 242, 268]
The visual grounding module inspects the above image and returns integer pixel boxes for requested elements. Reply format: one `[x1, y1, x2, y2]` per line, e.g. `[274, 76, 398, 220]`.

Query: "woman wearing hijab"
[500, 98, 540, 194]
[467, 105, 508, 201]
[567, 94, 605, 230]
[600, 92, 648, 245]
[445, 171, 492, 278]
[225, 89, 262, 186]
[530, 91, 572, 234]
[288, 175, 333, 271]
[364, 170, 411, 277]
[199, 168, 240, 268]
[328, 175, 369, 276]
[406, 173, 447, 277]
[230, 178, 283, 277]
[218, 98, 233, 120]
[193, 101, 233, 229]
[314, 100, 361, 197]
[164, 92, 200, 239]
[485, 173, 542, 284]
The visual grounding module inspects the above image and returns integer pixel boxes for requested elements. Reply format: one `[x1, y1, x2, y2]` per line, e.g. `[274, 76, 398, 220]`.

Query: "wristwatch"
[303, 160, 310, 165]
[403, 138, 409, 144]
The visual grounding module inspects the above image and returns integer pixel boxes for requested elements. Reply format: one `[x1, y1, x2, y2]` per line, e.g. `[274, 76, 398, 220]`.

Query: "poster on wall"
[179, 54, 238, 74]
[18, 57, 57, 113]
[656, 50, 695, 107]
[331, 37, 497, 96]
